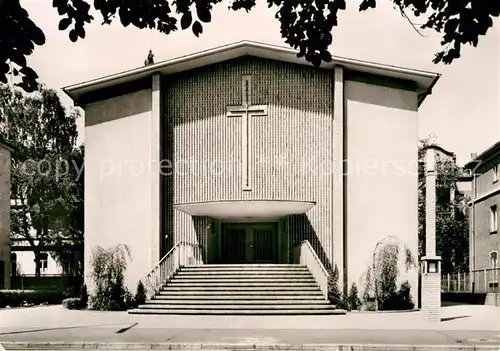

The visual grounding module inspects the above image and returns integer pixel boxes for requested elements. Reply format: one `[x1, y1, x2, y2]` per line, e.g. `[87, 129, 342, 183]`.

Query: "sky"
[20, 0, 500, 166]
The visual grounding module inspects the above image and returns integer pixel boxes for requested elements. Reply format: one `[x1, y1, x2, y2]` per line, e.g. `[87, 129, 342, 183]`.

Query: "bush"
[363, 297, 377, 311]
[364, 238, 417, 311]
[0, 290, 65, 308]
[124, 291, 135, 309]
[134, 281, 146, 307]
[327, 265, 342, 307]
[395, 281, 414, 310]
[89, 244, 132, 311]
[62, 297, 82, 310]
[347, 282, 362, 311]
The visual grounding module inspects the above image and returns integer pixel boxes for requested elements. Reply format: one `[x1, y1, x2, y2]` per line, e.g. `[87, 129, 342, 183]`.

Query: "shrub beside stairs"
[128, 264, 346, 315]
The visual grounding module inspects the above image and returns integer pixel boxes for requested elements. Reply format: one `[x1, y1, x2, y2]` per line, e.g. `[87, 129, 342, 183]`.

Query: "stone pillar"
[150, 73, 161, 268]
[332, 65, 346, 293]
[421, 147, 441, 322]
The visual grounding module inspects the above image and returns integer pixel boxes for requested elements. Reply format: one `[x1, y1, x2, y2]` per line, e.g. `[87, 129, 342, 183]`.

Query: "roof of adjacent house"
[464, 140, 500, 170]
[423, 144, 456, 161]
[63, 40, 440, 107]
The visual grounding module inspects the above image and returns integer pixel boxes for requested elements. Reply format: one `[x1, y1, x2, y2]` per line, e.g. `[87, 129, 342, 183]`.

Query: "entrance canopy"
[174, 200, 315, 222]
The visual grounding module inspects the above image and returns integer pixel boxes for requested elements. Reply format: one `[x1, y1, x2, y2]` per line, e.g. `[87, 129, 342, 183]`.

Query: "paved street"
[0, 326, 500, 345]
[0, 305, 498, 350]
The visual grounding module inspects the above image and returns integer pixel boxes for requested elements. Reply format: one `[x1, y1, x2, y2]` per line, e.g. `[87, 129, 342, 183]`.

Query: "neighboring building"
[63, 40, 440, 313]
[10, 238, 79, 276]
[9, 237, 82, 291]
[430, 144, 472, 214]
[465, 141, 500, 292]
[0, 135, 12, 289]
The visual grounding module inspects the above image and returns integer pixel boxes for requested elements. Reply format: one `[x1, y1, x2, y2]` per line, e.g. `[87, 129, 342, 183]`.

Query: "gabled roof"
[464, 140, 500, 170]
[63, 40, 440, 106]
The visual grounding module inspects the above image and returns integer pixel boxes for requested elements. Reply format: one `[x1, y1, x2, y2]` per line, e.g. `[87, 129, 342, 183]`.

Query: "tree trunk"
[33, 251, 41, 277]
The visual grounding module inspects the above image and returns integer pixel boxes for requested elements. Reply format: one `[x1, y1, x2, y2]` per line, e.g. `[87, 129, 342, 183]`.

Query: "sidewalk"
[0, 305, 498, 350]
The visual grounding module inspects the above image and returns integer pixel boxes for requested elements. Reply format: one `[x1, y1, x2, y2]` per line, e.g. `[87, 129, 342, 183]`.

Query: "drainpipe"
[471, 172, 477, 293]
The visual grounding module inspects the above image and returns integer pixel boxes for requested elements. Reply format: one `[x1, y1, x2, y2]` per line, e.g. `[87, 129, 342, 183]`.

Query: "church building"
[64, 41, 440, 314]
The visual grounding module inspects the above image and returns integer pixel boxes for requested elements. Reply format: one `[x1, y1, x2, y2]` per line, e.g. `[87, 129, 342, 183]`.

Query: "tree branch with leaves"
[0, 83, 83, 276]
[1, 0, 498, 92]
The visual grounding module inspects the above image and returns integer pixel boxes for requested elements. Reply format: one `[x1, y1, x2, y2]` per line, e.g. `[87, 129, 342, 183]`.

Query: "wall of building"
[475, 164, 499, 196]
[164, 57, 336, 270]
[471, 155, 500, 272]
[345, 80, 419, 302]
[0, 146, 11, 288]
[472, 196, 500, 270]
[11, 250, 62, 275]
[84, 88, 154, 292]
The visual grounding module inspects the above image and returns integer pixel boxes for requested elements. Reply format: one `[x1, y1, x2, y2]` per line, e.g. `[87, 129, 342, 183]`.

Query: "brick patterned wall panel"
[421, 274, 441, 321]
[163, 57, 334, 268]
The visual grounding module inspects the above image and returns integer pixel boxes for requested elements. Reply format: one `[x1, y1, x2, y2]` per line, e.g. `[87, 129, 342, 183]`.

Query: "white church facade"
[64, 41, 440, 313]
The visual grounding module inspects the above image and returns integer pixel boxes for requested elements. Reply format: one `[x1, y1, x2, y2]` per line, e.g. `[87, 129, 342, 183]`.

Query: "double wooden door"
[221, 223, 278, 264]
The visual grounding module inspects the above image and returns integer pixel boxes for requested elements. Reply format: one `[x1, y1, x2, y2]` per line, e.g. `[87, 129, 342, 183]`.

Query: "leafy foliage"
[1, 0, 498, 92]
[375, 242, 399, 309]
[327, 264, 342, 307]
[362, 265, 377, 311]
[395, 280, 414, 310]
[134, 280, 147, 307]
[363, 237, 416, 310]
[347, 282, 362, 311]
[89, 244, 133, 311]
[418, 137, 470, 273]
[327, 264, 349, 309]
[0, 83, 83, 276]
[62, 297, 83, 309]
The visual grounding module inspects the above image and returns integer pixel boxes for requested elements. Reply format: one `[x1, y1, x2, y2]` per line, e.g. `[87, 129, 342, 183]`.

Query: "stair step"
[153, 295, 324, 300]
[174, 273, 313, 278]
[157, 291, 323, 296]
[181, 266, 308, 272]
[167, 280, 317, 285]
[146, 299, 327, 305]
[190, 264, 303, 268]
[128, 308, 346, 315]
[138, 304, 334, 310]
[134, 264, 333, 316]
[170, 276, 316, 283]
[160, 286, 321, 291]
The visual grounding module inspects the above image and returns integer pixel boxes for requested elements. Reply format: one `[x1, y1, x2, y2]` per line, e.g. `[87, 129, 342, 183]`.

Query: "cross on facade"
[226, 75, 268, 191]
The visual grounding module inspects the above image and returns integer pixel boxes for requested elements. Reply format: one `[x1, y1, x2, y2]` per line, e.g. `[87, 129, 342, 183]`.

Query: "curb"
[1, 342, 500, 350]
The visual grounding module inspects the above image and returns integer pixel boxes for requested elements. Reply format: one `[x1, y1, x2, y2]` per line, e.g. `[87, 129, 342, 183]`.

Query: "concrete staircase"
[129, 264, 345, 315]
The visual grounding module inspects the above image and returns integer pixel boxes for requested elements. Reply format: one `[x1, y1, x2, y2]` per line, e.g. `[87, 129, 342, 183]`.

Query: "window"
[490, 252, 498, 283]
[37, 253, 48, 275]
[490, 205, 498, 233]
[494, 164, 499, 183]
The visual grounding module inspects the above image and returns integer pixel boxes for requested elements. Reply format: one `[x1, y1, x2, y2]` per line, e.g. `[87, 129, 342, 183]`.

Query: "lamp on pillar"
[420, 146, 442, 322]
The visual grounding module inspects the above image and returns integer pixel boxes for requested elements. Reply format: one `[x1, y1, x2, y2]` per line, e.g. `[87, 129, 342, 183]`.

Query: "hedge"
[0, 290, 65, 308]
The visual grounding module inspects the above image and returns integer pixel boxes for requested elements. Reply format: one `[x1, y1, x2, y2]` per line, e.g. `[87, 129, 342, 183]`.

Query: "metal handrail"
[144, 241, 185, 279]
[142, 241, 203, 299]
